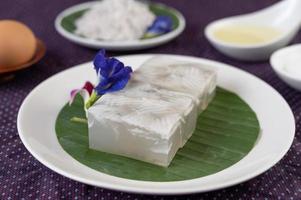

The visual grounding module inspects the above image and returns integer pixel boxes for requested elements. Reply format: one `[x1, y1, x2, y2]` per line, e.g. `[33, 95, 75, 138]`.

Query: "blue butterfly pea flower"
[93, 50, 133, 95]
[145, 16, 173, 38]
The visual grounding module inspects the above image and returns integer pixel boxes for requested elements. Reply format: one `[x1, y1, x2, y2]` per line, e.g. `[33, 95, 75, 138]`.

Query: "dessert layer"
[87, 56, 217, 167]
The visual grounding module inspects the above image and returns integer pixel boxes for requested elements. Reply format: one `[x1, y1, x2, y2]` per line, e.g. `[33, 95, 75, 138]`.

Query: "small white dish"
[270, 44, 301, 91]
[17, 54, 295, 195]
[205, 0, 301, 61]
[55, 1, 185, 51]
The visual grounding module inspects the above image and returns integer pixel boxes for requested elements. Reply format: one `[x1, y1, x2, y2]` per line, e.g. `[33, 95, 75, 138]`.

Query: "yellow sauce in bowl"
[213, 25, 281, 46]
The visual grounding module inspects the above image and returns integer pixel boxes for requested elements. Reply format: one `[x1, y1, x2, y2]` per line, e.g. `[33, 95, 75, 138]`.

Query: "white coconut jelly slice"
[87, 80, 197, 167]
[87, 57, 217, 167]
[134, 56, 217, 112]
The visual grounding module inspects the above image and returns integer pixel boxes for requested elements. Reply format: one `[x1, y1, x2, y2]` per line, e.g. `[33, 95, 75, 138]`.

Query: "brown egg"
[0, 20, 37, 68]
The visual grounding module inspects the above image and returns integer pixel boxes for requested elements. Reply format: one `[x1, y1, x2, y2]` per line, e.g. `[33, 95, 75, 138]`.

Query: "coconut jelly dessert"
[83, 54, 217, 167]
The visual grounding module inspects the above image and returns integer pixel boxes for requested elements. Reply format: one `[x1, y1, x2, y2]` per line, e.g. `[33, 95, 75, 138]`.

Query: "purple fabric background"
[1, 0, 300, 199]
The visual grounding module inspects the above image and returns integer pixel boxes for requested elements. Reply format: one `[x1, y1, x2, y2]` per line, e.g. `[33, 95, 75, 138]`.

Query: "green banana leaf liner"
[55, 87, 260, 182]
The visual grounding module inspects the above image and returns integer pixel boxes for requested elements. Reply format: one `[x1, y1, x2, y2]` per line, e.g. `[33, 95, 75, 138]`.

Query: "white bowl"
[204, 0, 301, 61]
[55, 1, 186, 51]
[204, 19, 295, 61]
[270, 44, 301, 91]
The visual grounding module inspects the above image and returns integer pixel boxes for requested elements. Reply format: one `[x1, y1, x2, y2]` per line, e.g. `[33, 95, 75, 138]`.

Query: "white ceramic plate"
[17, 55, 295, 195]
[54, 2, 185, 50]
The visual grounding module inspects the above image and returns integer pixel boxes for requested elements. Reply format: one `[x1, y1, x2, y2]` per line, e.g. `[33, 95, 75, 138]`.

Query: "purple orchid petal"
[69, 89, 80, 105]
[69, 89, 90, 105]
[69, 81, 94, 105]
[82, 81, 94, 95]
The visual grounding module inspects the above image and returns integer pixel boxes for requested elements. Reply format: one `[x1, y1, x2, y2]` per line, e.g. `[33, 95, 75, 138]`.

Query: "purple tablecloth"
[1, 0, 300, 199]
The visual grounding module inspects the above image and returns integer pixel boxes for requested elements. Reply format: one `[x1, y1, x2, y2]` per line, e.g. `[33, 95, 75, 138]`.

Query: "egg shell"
[0, 20, 37, 68]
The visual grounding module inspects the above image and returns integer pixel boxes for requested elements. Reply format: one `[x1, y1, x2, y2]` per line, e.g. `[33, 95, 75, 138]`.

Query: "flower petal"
[108, 58, 124, 75]
[93, 49, 106, 74]
[82, 81, 94, 95]
[97, 72, 131, 94]
[69, 89, 90, 105]
[69, 81, 95, 105]
[93, 49, 113, 78]
[109, 66, 132, 82]
[69, 89, 80, 105]
[93, 49, 133, 96]
[146, 16, 173, 36]
[95, 76, 111, 90]
[95, 67, 132, 95]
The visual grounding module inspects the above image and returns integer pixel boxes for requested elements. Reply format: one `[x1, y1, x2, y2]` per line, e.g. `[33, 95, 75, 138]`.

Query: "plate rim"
[54, 1, 186, 50]
[17, 54, 295, 195]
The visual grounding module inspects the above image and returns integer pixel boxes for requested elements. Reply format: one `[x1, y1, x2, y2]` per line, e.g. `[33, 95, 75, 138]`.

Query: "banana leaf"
[55, 87, 260, 181]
